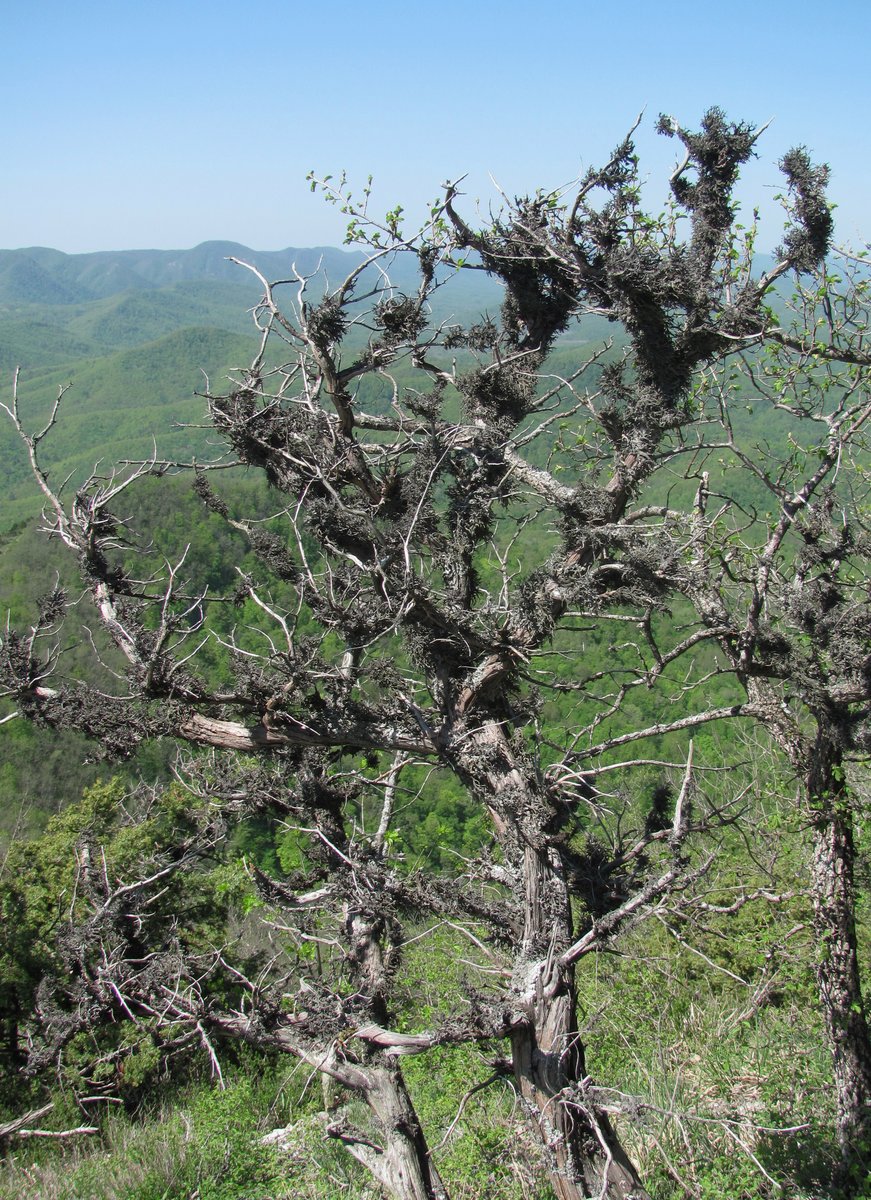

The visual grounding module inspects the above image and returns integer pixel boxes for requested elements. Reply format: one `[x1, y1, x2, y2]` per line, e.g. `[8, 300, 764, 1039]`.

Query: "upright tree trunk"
[512, 844, 650, 1200]
[461, 717, 649, 1199]
[334, 914, 449, 1200]
[808, 732, 871, 1192]
[337, 1061, 448, 1200]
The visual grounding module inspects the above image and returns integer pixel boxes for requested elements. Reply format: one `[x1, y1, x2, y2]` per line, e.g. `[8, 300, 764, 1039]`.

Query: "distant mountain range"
[0, 241, 507, 366]
[0, 242, 374, 305]
[0, 238, 784, 533]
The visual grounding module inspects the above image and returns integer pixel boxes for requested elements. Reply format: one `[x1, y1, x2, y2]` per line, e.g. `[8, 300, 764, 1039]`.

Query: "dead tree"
[0, 110, 838, 1199]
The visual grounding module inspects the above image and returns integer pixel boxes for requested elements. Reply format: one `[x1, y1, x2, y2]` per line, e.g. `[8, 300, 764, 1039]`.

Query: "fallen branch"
[0, 1103, 54, 1143]
[16, 1125, 99, 1141]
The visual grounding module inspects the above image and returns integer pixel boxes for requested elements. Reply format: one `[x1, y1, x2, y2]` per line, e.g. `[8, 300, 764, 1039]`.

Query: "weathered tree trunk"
[331, 1061, 449, 1200]
[808, 733, 871, 1192]
[460, 719, 649, 1200]
[223, 1014, 447, 1200]
[512, 844, 650, 1200]
[332, 913, 449, 1200]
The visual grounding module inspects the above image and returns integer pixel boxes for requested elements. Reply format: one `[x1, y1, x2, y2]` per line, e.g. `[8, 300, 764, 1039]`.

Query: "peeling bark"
[511, 853, 650, 1200]
[808, 736, 871, 1191]
[333, 1063, 448, 1200]
[456, 720, 650, 1200]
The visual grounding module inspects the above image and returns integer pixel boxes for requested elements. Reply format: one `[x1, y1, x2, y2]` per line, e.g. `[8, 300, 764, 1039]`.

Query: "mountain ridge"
[0, 243, 370, 304]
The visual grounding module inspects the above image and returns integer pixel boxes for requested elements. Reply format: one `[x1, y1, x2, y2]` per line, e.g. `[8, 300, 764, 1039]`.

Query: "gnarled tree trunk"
[459, 719, 650, 1200]
[512, 844, 650, 1200]
[331, 913, 449, 1200]
[329, 1060, 449, 1200]
[808, 731, 871, 1192]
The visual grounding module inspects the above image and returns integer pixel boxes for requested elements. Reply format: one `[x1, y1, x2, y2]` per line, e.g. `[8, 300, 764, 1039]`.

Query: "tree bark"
[808, 732, 871, 1191]
[459, 719, 649, 1200]
[335, 913, 449, 1200]
[218, 1011, 447, 1200]
[331, 1062, 449, 1200]
[512, 844, 650, 1200]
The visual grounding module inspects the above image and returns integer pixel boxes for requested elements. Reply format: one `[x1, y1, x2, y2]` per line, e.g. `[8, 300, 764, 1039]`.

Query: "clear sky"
[2, 0, 868, 254]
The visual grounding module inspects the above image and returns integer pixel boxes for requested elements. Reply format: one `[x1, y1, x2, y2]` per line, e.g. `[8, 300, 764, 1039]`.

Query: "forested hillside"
[0, 242, 599, 838]
[0, 244, 504, 839]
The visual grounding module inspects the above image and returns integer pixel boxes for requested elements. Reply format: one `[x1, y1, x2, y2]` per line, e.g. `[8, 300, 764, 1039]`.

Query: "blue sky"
[2, 0, 868, 253]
